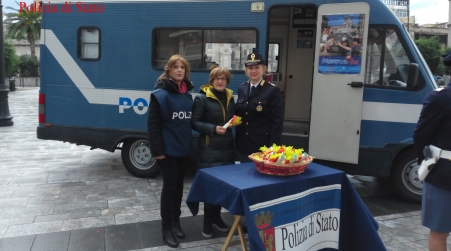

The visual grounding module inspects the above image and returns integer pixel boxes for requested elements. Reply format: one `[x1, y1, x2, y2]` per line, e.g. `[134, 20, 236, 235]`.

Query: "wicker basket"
[248, 152, 314, 176]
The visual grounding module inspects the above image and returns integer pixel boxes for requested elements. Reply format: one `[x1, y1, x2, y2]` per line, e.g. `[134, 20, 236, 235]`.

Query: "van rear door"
[309, 3, 370, 164]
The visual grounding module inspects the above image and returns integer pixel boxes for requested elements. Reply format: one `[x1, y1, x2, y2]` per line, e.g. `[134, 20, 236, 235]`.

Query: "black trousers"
[157, 156, 188, 230]
[203, 203, 221, 225]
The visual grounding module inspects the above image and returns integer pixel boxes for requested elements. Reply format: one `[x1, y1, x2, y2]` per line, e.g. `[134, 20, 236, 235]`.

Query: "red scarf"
[179, 81, 187, 94]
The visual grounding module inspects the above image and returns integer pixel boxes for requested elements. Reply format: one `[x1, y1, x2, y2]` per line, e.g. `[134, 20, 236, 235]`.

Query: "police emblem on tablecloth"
[255, 211, 275, 251]
[256, 105, 263, 112]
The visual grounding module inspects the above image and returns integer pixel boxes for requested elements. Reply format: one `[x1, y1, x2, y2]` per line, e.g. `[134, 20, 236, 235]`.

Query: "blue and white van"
[37, 0, 435, 203]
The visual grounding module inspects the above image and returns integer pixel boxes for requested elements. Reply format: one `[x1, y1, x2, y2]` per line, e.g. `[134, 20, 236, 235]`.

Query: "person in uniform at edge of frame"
[235, 51, 284, 163]
[191, 67, 236, 239]
[413, 52, 451, 251]
[147, 54, 194, 248]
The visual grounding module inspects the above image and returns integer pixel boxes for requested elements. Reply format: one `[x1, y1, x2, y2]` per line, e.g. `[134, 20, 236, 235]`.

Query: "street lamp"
[406, 0, 410, 33]
[0, 0, 14, 126]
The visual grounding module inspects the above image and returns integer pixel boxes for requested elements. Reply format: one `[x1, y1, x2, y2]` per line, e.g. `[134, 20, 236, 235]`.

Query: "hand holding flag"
[223, 115, 242, 128]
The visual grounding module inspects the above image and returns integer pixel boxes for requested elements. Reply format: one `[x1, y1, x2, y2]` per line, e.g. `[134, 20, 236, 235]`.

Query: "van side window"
[153, 29, 257, 71]
[364, 27, 421, 88]
[77, 27, 100, 60]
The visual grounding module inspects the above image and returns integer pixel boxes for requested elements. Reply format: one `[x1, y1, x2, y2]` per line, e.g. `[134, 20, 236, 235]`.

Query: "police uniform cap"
[443, 51, 451, 66]
[245, 52, 266, 66]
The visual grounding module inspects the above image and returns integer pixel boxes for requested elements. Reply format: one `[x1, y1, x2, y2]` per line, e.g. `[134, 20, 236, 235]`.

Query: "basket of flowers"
[248, 144, 314, 176]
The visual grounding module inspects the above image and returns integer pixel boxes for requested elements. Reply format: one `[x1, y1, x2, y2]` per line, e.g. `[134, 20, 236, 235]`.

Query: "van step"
[283, 120, 309, 135]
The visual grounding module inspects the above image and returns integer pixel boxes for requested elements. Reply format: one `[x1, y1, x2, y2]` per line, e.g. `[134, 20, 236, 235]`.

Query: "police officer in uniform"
[235, 52, 284, 162]
[413, 52, 451, 251]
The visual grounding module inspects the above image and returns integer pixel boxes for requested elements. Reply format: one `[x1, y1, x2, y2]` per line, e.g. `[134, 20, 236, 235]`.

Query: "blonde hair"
[244, 64, 267, 78]
[209, 67, 231, 85]
[158, 54, 190, 81]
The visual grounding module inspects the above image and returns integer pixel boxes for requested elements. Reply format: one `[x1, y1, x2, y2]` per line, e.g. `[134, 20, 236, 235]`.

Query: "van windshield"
[406, 30, 437, 88]
[365, 26, 425, 89]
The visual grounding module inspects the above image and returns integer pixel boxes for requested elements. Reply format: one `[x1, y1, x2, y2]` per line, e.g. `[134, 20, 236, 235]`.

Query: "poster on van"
[318, 14, 365, 74]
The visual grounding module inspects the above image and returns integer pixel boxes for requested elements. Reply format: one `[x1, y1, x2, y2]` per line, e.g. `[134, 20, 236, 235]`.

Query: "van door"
[309, 3, 370, 164]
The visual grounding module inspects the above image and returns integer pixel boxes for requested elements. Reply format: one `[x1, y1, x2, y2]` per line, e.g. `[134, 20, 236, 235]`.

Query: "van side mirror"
[407, 63, 419, 88]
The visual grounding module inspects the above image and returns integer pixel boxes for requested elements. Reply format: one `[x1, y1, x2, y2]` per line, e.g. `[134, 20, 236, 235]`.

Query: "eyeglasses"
[214, 77, 227, 82]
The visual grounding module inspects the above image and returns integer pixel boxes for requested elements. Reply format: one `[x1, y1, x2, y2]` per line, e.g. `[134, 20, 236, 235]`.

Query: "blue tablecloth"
[186, 163, 386, 251]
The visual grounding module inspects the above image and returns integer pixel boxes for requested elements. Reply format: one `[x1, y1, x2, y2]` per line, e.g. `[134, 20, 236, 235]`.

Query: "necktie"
[250, 86, 256, 95]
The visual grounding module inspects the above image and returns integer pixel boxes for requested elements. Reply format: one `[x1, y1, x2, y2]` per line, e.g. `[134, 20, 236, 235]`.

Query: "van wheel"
[390, 150, 422, 204]
[121, 139, 160, 178]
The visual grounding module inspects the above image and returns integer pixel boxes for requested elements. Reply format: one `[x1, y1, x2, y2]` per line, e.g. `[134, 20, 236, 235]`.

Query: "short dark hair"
[443, 51, 451, 66]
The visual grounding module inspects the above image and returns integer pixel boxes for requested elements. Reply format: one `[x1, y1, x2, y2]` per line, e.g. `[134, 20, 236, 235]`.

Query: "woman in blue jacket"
[147, 55, 194, 248]
[235, 52, 284, 162]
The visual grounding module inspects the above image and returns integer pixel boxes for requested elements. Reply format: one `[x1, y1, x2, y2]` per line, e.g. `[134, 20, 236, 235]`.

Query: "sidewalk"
[0, 87, 440, 250]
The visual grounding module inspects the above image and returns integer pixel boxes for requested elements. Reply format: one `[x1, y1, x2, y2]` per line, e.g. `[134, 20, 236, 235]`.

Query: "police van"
[37, 0, 435, 203]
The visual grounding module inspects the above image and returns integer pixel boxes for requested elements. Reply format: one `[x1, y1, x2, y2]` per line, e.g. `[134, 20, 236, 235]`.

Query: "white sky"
[2, 0, 449, 25]
[3, 0, 20, 11]
[410, 0, 449, 25]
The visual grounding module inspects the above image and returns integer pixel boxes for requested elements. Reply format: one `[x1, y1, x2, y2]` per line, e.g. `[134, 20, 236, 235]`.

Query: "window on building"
[365, 26, 423, 89]
[77, 27, 100, 60]
[381, 0, 408, 6]
[153, 29, 257, 71]
[395, 9, 407, 18]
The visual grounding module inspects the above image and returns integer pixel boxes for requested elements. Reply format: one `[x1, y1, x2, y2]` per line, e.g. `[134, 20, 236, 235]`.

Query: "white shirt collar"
[250, 78, 263, 89]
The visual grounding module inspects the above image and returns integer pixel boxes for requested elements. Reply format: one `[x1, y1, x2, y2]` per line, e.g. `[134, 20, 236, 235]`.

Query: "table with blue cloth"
[186, 162, 386, 251]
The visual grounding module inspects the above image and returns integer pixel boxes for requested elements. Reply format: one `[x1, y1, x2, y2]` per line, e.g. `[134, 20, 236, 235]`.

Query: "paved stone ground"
[0, 87, 448, 250]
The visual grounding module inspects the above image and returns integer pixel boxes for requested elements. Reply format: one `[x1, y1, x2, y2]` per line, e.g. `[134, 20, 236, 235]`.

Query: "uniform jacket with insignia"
[413, 83, 451, 189]
[235, 78, 284, 155]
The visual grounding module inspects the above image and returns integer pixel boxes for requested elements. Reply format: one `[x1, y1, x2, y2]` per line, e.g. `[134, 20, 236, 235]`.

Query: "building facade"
[382, 0, 449, 48]
[9, 39, 41, 60]
[381, 0, 409, 20]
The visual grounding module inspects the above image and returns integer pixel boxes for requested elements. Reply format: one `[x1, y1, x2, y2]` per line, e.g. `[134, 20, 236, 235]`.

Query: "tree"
[4, 40, 20, 77]
[19, 54, 39, 77]
[414, 36, 441, 75]
[4, 2, 41, 60]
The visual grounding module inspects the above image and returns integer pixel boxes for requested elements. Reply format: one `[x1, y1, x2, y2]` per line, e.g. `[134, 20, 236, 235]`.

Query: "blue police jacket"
[413, 82, 451, 189]
[151, 83, 193, 157]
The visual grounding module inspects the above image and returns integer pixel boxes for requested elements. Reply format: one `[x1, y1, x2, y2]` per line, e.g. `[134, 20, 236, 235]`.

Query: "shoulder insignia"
[261, 79, 275, 86]
[240, 80, 250, 86]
